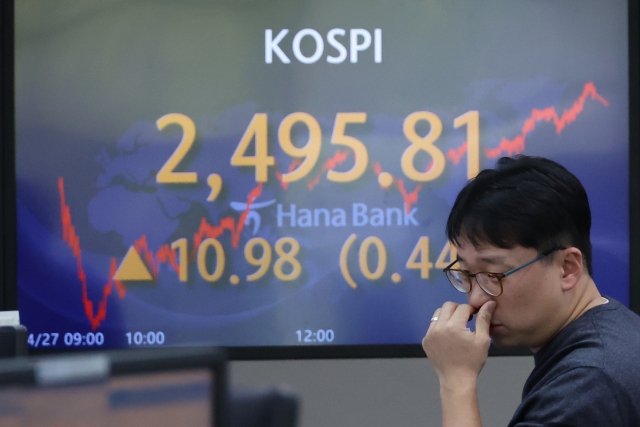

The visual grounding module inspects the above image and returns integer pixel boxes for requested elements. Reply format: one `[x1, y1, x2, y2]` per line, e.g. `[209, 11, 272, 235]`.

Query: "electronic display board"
[13, 0, 629, 356]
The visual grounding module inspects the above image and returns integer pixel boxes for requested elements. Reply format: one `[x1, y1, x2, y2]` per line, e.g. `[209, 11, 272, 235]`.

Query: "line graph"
[370, 81, 609, 212]
[275, 151, 353, 190]
[486, 82, 609, 158]
[307, 150, 352, 190]
[447, 142, 468, 165]
[59, 177, 262, 330]
[373, 162, 424, 214]
[59, 177, 125, 330]
[275, 158, 302, 190]
[59, 81, 609, 330]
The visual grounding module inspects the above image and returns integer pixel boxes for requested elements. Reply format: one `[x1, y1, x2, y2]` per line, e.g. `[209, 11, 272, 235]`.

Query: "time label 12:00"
[296, 329, 335, 343]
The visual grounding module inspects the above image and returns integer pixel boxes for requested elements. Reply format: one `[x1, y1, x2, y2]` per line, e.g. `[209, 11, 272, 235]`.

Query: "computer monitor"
[1, 0, 637, 359]
[0, 346, 227, 427]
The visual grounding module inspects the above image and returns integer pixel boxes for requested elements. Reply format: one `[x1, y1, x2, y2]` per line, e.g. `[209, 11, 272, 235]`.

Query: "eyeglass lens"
[445, 270, 502, 296]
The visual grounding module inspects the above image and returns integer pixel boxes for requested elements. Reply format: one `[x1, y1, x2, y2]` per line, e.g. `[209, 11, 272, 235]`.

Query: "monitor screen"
[14, 0, 629, 356]
[0, 347, 225, 426]
[0, 369, 213, 427]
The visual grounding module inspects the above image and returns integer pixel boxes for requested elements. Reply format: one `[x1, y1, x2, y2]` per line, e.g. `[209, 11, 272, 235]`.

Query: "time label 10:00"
[154, 110, 480, 186]
[126, 331, 166, 346]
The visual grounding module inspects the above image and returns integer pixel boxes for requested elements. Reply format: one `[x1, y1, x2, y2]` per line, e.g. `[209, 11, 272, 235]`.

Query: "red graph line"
[372, 163, 385, 182]
[59, 177, 126, 330]
[58, 81, 607, 329]
[447, 141, 468, 165]
[59, 177, 262, 330]
[133, 236, 178, 278]
[486, 82, 609, 158]
[275, 159, 302, 190]
[373, 162, 424, 214]
[275, 150, 352, 190]
[396, 179, 422, 214]
[136, 183, 263, 275]
[307, 150, 351, 190]
[193, 183, 263, 251]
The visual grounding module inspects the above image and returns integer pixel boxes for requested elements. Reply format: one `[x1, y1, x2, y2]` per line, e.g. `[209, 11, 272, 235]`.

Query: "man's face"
[454, 238, 566, 350]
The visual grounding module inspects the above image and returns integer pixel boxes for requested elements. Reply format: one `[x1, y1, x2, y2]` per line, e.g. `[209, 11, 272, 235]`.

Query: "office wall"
[231, 356, 534, 427]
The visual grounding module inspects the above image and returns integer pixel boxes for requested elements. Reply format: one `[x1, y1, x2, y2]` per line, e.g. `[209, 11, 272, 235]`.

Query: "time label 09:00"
[27, 332, 106, 347]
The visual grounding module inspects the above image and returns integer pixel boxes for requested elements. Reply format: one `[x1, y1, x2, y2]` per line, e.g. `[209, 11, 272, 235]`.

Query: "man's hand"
[423, 300, 496, 427]
[423, 300, 496, 385]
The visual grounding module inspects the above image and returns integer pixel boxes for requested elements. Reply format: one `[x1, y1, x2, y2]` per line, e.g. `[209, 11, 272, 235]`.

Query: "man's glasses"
[443, 247, 564, 297]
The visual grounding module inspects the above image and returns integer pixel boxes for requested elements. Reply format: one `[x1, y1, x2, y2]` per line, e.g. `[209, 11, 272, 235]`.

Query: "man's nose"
[467, 279, 493, 309]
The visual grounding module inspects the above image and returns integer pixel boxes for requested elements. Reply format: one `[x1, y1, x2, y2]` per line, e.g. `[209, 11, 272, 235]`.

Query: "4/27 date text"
[27, 332, 105, 347]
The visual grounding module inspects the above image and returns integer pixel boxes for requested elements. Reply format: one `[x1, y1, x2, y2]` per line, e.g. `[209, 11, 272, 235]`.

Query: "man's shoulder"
[581, 298, 640, 366]
[511, 299, 640, 426]
[511, 366, 634, 427]
[539, 298, 640, 377]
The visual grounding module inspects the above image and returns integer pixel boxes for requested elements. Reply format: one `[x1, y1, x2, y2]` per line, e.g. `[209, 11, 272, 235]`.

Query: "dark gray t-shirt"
[508, 298, 640, 427]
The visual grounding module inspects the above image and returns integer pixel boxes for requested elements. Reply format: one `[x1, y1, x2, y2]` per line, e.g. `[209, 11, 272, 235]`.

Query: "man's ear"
[560, 248, 583, 291]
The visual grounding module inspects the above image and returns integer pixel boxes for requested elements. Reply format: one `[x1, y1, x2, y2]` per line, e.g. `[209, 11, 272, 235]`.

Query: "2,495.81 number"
[155, 110, 480, 185]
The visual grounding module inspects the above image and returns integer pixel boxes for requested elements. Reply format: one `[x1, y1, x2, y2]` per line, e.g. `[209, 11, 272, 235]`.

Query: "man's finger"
[438, 301, 459, 321]
[475, 300, 497, 340]
[450, 304, 477, 325]
[427, 308, 441, 332]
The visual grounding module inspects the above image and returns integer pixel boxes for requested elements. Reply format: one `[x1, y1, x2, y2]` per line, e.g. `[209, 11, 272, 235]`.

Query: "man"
[422, 155, 640, 427]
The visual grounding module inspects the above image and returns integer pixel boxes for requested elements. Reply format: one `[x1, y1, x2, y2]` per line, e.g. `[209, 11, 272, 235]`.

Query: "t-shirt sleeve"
[509, 367, 627, 427]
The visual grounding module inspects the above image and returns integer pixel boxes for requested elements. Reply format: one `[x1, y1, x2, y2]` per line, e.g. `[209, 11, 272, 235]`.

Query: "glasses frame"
[443, 246, 564, 297]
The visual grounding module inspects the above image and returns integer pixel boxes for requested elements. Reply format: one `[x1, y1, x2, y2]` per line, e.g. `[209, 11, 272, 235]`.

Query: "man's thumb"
[476, 301, 496, 337]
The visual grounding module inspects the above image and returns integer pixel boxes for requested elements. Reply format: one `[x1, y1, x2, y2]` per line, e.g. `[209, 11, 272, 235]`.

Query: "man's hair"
[446, 155, 593, 275]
